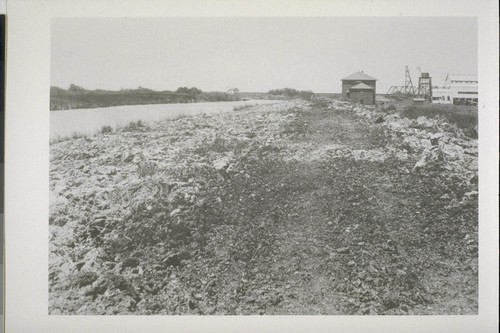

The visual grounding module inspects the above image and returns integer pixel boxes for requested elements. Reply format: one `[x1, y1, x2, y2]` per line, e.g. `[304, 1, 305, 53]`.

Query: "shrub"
[100, 125, 113, 134]
[401, 105, 477, 138]
[268, 88, 314, 100]
[122, 120, 148, 132]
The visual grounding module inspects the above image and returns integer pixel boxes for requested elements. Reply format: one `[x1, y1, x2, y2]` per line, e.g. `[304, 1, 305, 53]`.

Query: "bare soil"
[49, 99, 477, 315]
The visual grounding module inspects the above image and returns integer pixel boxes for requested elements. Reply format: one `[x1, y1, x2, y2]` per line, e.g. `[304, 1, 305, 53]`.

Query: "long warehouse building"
[432, 74, 478, 106]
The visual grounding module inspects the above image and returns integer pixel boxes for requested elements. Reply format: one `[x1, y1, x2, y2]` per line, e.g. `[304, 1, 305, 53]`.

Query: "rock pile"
[49, 100, 309, 314]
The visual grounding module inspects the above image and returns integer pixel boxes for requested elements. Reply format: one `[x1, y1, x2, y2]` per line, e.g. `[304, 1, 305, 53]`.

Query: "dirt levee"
[49, 99, 478, 315]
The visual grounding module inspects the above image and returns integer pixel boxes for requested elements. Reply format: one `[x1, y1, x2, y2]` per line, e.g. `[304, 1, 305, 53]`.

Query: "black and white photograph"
[3, 0, 499, 332]
[47, 16, 481, 316]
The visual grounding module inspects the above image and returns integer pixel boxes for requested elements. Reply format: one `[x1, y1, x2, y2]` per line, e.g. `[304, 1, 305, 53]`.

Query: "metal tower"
[387, 65, 417, 95]
[403, 66, 416, 94]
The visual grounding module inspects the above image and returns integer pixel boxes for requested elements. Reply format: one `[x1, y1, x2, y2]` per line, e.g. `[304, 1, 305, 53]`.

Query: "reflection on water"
[50, 100, 277, 139]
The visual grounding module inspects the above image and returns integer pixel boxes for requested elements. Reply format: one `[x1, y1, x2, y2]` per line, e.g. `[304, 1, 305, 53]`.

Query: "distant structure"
[432, 74, 478, 105]
[387, 66, 432, 102]
[226, 88, 239, 95]
[387, 66, 417, 95]
[417, 72, 432, 102]
[341, 71, 377, 105]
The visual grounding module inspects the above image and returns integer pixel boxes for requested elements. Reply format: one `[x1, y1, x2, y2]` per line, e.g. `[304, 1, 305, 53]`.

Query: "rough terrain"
[49, 99, 478, 315]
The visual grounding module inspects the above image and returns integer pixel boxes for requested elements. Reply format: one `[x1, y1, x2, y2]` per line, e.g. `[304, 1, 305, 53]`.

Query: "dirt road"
[49, 99, 478, 315]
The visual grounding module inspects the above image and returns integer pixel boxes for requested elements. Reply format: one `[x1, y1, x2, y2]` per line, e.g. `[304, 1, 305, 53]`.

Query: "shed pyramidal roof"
[350, 82, 374, 90]
[342, 71, 377, 81]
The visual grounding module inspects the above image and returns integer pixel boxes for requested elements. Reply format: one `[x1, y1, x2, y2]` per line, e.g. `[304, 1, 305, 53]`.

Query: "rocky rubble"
[350, 101, 477, 178]
[49, 100, 310, 314]
[285, 99, 476, 185]
[49, 98, 477, 315]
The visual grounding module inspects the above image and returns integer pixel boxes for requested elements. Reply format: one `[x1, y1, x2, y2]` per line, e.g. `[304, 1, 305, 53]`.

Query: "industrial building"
[386, 67, 433, 102]
[341, 71, 377, 105]
[432, 74, 478, 105]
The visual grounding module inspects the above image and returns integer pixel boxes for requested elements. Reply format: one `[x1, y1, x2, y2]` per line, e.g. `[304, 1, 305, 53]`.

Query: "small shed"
[349, 83, 375, 105]
[341, 71, 377, 105]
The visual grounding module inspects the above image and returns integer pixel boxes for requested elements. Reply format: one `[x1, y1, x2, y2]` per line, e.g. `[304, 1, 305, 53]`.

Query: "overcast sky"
[51, 17, 477, 93]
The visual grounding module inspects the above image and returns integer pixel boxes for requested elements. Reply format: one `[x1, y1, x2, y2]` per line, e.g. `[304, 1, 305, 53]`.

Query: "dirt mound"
[49, 99, 477, 315]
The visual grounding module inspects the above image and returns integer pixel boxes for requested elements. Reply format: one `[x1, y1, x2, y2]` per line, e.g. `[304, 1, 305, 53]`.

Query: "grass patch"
[50, 124, 117, 145]
[120, 120, 148, 132]
[50, 131, 88, 144]
[401, 105, 477, 137]
[50, 119, 150, 145]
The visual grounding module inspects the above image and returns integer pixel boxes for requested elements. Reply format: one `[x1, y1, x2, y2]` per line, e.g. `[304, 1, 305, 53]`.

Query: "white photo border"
[5, 0, 498, 332]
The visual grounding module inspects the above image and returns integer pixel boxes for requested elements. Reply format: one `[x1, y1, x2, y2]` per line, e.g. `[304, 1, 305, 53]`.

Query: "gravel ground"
[49, 99, 477, 315]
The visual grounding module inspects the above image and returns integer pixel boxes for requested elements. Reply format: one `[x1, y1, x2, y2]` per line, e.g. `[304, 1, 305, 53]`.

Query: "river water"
[50, 100, 278, 139]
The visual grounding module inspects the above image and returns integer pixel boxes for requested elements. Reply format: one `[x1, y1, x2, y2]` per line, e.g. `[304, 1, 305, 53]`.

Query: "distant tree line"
[50, 84, 240, 110]
[268, 88, 314, 99]
[176, 87, 202, 95]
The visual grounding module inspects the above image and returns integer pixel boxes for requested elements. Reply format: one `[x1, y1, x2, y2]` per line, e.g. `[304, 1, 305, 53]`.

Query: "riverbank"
[49, 99, 477, 315]
[50, 100, 278, 141]
[50, 86, 242, 111]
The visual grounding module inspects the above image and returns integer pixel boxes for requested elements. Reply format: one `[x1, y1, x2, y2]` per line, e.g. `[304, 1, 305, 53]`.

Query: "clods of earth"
[49, 99, 477, 315]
